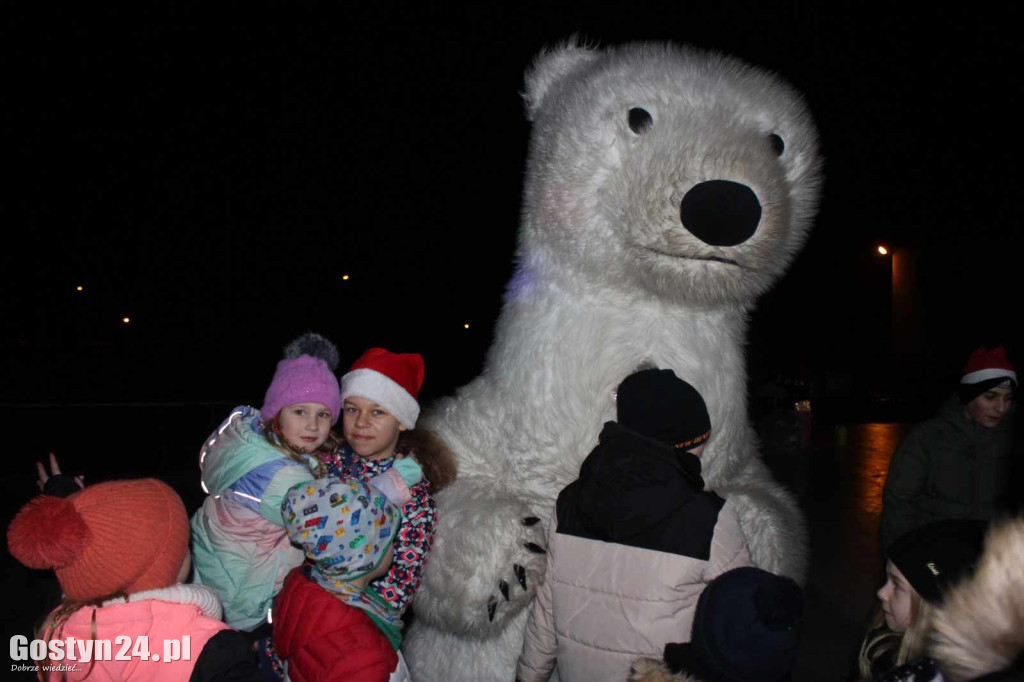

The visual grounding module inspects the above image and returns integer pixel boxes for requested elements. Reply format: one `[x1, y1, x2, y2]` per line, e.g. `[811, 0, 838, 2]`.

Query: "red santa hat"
[340, 348, 425, 429]
[958, 346, 1017, 404]
[961, 346, 1017, 385]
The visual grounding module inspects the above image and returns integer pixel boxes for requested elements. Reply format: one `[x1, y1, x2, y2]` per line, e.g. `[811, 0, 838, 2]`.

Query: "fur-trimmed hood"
[396, 428, 458, 492]
[629, 657, 701, 682]
[928, 518, 1024, 681]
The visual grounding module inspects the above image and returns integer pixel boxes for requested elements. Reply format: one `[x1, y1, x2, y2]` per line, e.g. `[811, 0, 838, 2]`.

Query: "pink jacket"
[45, 585, 228, 681]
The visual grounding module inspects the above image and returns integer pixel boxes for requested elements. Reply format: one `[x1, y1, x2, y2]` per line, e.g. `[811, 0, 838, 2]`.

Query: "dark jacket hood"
[557, 422, 722, 559]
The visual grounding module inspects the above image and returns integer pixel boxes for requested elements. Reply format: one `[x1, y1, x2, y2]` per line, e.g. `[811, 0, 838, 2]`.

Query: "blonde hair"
[858, 593, 934, 679]
[36, 590, 127, 681]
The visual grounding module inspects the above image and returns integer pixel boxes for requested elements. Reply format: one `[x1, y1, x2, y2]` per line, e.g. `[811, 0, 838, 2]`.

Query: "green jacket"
[881, 396, 1014, 551]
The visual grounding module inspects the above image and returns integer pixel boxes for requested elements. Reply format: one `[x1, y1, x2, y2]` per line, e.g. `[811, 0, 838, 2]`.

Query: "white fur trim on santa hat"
[342, 368, 420, 429]
[961, 368, 1017, 385]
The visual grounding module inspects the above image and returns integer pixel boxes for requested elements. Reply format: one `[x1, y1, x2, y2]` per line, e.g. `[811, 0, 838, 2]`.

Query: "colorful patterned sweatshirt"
[318, 445, 437, 613]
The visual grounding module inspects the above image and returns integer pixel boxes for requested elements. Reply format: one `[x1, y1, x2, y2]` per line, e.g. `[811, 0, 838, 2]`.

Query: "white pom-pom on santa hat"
[341, 348, 425, 429]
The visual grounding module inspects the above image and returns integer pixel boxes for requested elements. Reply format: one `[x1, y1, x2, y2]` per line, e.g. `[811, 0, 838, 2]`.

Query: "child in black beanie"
[517, 369, 753, 682]
[858, 519, 987, 681]
[629, 566, 804, 682]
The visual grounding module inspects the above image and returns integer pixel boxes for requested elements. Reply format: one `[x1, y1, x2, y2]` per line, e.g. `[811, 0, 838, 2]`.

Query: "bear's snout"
[679, 180, 762, 247]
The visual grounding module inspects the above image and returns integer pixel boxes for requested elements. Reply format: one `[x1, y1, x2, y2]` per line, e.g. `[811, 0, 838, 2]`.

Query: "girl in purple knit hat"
[190, 334, 422, 635]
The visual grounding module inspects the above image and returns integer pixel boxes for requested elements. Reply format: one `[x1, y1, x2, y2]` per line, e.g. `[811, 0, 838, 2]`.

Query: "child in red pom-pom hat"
[8, 479, 264, 681]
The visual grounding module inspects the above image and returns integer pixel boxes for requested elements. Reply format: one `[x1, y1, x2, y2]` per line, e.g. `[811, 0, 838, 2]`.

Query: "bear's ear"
[522, 39, 599, 122]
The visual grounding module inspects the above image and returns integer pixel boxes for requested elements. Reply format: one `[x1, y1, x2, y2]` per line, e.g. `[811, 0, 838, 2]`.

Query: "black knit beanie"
[616, 369, 711, 449]
[957, 376, 1017, 405]
[663, 567, 803, 682]
[887, 519, 987, 604]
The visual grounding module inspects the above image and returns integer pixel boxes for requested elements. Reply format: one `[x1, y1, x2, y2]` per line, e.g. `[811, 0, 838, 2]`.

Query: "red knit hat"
[340, 348, 425, 429]
[7, 479, 189, 602]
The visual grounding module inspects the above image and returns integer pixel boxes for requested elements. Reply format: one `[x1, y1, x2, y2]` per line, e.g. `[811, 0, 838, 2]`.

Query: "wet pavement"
[783, 422, 911, 681]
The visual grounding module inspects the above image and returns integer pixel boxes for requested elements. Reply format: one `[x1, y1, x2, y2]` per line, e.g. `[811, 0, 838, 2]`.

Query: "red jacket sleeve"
[274, 569, 398, 682]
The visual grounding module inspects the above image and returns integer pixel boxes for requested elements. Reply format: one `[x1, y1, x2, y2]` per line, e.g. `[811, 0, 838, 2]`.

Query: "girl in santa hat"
[190, 335, 423, 634]
[317, 347, 455, 616]
[881, 346, 1017, 551]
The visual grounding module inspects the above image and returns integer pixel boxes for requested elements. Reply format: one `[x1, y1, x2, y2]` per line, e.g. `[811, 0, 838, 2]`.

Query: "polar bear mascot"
[403, 40, 823, 681]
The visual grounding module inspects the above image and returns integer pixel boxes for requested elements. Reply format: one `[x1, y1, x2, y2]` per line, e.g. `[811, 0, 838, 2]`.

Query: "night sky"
[3, 4, 1020, 406]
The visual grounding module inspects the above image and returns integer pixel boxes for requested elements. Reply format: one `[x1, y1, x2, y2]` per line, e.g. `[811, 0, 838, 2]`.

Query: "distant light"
[122, 317, 131, 324]
[877, 246, 888, 255]
[342, 274, 350, 281]
[75, 285, 83, 291]
[464, 323, 470, 329]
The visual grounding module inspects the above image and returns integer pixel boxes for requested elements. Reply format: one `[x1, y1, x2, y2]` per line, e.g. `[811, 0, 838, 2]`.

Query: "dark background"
[2, 3, 1020, 412]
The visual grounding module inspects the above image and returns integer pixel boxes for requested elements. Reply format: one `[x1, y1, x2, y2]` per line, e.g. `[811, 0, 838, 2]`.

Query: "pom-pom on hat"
[958, 346, 1017, 404]
[617, 368, 711, 450]
[663, 567, 803, 682]
[261, 332, 342, 425]
[341, 348, 425, 429]
[7, 479, 189, 603]
[887, 518, 987, 605]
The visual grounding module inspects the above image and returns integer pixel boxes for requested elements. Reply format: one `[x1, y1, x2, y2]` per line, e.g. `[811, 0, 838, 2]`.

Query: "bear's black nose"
[680, 180, 761, 246]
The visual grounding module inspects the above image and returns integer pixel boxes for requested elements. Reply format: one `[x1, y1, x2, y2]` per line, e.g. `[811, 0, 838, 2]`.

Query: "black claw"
[487, 595, 498, 621]
[521, 516, 541, 526]
[514, 564, 527, 590]
[524, 542, 547, 554]
[499, 579, 510, 601]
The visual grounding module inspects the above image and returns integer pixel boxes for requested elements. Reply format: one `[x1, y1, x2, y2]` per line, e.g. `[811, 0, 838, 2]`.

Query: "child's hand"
[36, 453, 85, 497]
[394, 451, 420, 465]
[391, 454, 423, 489]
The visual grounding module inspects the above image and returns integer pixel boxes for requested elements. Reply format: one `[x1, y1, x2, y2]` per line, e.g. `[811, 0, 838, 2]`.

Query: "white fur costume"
[403, 41, 823, 681]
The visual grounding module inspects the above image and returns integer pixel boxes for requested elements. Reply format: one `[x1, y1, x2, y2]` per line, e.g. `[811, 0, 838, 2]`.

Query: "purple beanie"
[260, 334, 342, 425]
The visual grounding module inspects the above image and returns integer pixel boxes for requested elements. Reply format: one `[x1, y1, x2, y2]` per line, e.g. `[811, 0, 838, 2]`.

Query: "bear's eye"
[768, 133, 785, 156]
[628, 108, 653, 134]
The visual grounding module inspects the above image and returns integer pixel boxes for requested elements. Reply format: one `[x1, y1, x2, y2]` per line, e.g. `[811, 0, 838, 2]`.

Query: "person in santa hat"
[317, 347, 455, 616]
[881, 346, 1017, 551]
